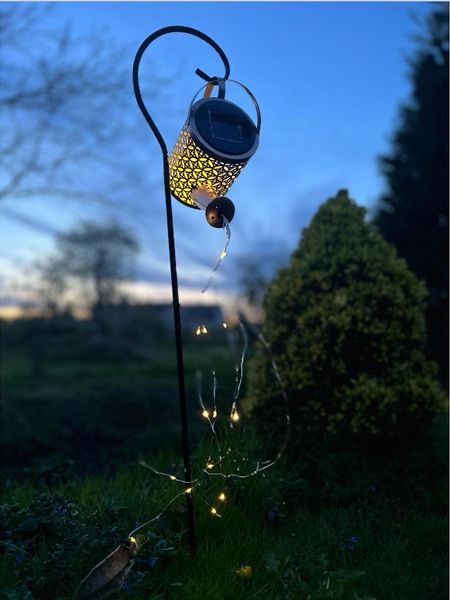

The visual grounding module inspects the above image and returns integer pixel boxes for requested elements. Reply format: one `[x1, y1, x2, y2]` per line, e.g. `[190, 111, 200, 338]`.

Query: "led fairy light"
[137, 320, 290, 517]
[190, 318, 291, 482]
[222, 321, 248, 427]
[196, 370, 219, 436]
[202, 447, 232, 474]
[196, 370, 224, 469]
[201, 319, 291, 481]
[138, 461, 197, 485]
[128, 485, 198, 539]
[211, 370, 218, 420]
[230, 402, 240, 423]
[201, 216, 232, 293]
[233, 322, 248, 402]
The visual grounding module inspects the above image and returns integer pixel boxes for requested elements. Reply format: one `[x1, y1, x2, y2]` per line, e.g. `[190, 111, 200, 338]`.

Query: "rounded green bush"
[246, 190, 445, 439]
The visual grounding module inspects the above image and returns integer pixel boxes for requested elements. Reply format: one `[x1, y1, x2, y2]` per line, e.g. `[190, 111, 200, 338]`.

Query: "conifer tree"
[247, 190, 444, 440]
[373, 5, 449, 382]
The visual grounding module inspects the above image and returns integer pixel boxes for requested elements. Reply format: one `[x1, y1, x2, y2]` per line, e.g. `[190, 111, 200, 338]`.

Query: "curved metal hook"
[131, 28, 231, 556]
[132, 26, 231, 156]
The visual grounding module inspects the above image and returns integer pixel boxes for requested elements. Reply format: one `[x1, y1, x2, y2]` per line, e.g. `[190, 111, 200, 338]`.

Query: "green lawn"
[0, 341, 236, 478]
[1, 335, 447, 599]
[1, 421, 448, 600]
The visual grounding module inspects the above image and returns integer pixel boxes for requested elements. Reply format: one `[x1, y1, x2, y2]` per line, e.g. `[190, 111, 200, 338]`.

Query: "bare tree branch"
[0, 3, 163, 205]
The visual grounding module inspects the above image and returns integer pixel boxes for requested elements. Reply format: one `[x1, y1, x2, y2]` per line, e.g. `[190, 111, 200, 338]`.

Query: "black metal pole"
[162, 152, 196, 555]
[132, 26, 230, 556]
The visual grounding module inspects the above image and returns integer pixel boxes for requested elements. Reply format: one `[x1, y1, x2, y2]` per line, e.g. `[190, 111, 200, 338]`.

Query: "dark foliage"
[373, 5, 449, 383]
[0, 491, 179, 600]
[246, 190, 445, 446]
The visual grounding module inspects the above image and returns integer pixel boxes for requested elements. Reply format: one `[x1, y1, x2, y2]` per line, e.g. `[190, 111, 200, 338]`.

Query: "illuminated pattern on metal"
[168, 126, 247, 206]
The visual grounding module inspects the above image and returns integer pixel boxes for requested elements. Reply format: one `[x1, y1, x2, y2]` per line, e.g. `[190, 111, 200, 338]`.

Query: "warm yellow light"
[230, 408, 240, 422]
[202, 409, 210, 419]
[206, 463, 214, 469]
[210, 507, 221, 517]
[185, 487, 193, 494]
[237, 565, 252, 579]
[168, 127, 248, 207]
[202, 325, 208, 334]
[218, 492, 226, 502]
[220, 250, 227, 259]
[169, 475, 176, 481]
[222, 322, 228, 329]
[196, 324, 208, 335]
[196, 326, 201, 335]
[212, 409, 217, 418]
[129, 536, 137, 545]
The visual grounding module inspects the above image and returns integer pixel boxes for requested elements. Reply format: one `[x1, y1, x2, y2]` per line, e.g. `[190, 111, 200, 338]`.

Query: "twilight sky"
[0, 1, 435, 315]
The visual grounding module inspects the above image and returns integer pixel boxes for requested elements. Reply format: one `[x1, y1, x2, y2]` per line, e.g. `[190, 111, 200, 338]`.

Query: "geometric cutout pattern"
[168, 126, 248, 207]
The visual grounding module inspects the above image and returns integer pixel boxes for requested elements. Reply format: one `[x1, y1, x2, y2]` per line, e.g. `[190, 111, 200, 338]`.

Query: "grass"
[1, 328, 447, 599]
[0, 341, 237, 478]
[1, 424, 448, 600]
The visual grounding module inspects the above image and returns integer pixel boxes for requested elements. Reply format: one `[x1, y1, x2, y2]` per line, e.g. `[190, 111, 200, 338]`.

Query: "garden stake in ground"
[132, 26, 261, 555]
[78, 26, 265, 596]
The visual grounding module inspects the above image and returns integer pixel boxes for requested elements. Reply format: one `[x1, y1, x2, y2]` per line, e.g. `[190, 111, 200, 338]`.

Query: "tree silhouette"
[35, 220, 139, 324]
[373, 5, 449, 382]
[247, 190, 444, 443]
[0, 4, 164, 209]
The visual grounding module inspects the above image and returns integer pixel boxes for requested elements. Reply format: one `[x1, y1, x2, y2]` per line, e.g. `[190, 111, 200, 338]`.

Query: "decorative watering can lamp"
[169, 77, 261, 226]
[132, 26, 261, 555]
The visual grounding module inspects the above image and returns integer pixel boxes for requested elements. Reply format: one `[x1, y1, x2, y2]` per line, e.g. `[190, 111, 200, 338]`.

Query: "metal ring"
[188, 78, 261, 133]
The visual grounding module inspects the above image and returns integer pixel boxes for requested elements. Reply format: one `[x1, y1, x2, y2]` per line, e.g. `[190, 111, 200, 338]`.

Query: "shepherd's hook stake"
[133, 26, 231, 556]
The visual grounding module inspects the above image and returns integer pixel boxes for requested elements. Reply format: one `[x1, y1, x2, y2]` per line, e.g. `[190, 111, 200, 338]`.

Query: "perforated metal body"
[168, 97, 259, 207]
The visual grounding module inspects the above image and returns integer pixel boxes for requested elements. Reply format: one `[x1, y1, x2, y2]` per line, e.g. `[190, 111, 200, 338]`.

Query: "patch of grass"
[1, 326, 447, 599]
[0, 342, 236, 478]
[1, 430, 447, 600]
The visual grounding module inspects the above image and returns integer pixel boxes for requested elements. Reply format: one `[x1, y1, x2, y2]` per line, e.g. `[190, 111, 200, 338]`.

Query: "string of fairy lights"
[201, 216, 231, 294]
[128, 216, 290, 539]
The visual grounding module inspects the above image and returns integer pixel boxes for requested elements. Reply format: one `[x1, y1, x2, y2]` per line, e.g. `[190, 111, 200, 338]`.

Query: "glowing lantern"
[168, 79, 261, 227]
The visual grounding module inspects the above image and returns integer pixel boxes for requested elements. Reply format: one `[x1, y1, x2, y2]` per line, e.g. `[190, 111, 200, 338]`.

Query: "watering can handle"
[133, 26, 231, 155]
[189, 78, 262, 134]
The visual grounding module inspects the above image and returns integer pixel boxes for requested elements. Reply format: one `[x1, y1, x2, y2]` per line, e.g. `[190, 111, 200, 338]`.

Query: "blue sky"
[0, 1, 435, 314]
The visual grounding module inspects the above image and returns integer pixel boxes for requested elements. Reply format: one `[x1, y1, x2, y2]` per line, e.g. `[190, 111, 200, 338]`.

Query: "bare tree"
[0, 4, 155, 205]
[35, 220, 139, 319]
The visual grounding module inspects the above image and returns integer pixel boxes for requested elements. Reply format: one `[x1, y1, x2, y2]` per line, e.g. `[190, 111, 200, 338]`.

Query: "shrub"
[246, 190, 444, 441]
